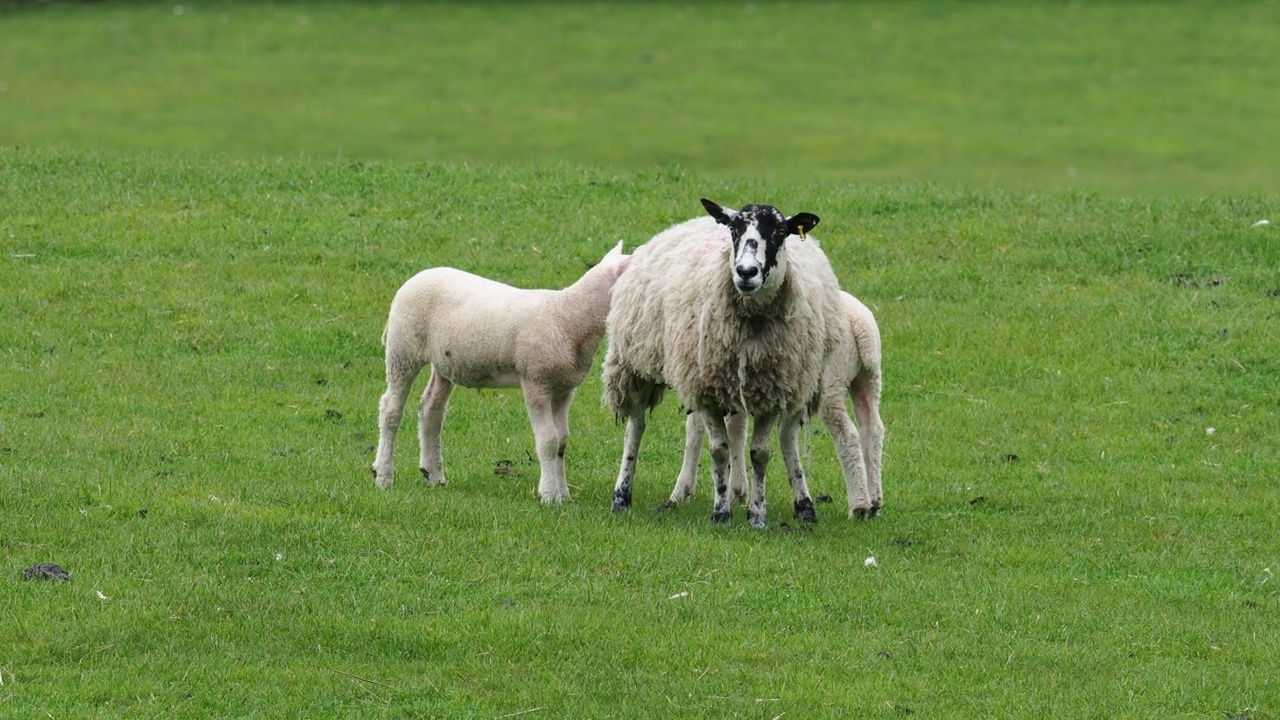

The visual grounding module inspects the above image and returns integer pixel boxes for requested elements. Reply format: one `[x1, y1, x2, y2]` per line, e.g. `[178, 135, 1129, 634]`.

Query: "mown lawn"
[3, 150, 1277, 717]
[2, 0, 1279, 717]
[2, 0, 1278, 194]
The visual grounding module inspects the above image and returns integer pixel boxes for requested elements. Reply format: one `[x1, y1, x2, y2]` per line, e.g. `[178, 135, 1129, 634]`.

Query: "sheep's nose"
[736, 265, 759, 280]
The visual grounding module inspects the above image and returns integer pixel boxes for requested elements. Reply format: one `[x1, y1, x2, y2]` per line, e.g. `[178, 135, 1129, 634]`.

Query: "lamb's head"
[700, 198, 820, 298]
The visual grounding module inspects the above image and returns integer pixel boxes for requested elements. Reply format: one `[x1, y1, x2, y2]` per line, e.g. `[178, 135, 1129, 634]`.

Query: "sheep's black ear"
[701, 198, 734, 225]
[787, 212, 820, 237]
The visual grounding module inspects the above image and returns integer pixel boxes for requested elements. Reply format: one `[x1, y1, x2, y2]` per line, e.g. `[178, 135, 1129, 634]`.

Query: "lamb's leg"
[726, 412, 750, 505]
[550, 390, 574, 501]
[372, 358, 422, 490]
[821, 391, 873, 519]
[853, 372, 885, 516]
[418, 368, 453, 487]
[779, 415, 818, 524]
[670, 412, 703, 504]
[524, 385, 573, 504]
[746, 413, 777, 529]
[703, 412, 734, 524]
[611, 411, 646, 511]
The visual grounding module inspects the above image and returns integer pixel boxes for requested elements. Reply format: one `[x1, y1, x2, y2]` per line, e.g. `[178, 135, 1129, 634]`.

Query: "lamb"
[372, 242, 630, 503]
[603, 199, 845, 528]
[670, 290, 885, 518]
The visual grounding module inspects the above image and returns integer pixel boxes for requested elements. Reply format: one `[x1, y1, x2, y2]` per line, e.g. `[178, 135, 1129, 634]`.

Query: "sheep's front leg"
[702, 412, 734, 524]
[418, 368, 453, 487]
[820, 394, 872, 519]
[853, 373, 886, 516]
[372, 360, 423, 490]
[670, 412, 703, 504]
[779, 415, 817, 524]
[611, 411, 646, 511]
[524, 385, 573, 504]
[746, 413, 778, 529]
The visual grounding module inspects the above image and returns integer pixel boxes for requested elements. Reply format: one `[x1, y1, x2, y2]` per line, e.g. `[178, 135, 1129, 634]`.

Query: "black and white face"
[700, 199, 820, 298]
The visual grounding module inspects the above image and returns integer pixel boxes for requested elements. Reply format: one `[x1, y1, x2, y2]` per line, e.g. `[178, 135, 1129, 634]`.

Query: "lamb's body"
[604, 202, 844, 527]
[372, 243, 629, 502]
[672, 291, 885, 518]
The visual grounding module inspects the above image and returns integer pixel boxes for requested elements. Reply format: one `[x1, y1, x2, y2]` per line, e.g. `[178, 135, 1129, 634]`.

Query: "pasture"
[3, 1, 1279, 718]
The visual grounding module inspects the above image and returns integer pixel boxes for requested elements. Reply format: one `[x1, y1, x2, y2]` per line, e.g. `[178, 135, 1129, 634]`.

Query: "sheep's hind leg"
[702, 412, 734, 524]
[726, 412, 750, 505]
[524, 386, 573, 504]
[853, 372, 885, 517]
[418, 369, 453, 487]
[821, 393, 873, 519]
[670, 412, 703, 504]
[372, 358, 422, 490]
[611, 411, 646, 511]
[779, 416, 818, 524]
[746, 414, 778, 529]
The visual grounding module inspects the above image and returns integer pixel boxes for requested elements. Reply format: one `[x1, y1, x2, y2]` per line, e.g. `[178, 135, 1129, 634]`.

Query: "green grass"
[2, 0, 1279, 194]
[3, 0, 1280, 716]
[3, 148, 1278, 717]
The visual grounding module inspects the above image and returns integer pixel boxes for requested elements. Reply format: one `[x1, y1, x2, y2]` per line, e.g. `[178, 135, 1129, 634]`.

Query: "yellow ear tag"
[799, 227, 808, 240]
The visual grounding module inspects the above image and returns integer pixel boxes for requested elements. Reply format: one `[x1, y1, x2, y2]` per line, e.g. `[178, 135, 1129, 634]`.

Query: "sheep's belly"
[435, 360, 523, 390]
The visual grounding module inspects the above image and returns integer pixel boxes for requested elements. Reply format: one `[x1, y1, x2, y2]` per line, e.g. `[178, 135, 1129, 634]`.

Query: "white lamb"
[603, 199, 845, 528]
[671, 291, 885, 518]
[372, 242, 631, 503]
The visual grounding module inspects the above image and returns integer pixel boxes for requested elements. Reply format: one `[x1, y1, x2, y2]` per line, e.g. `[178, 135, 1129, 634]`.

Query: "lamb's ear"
[701, 198, 735, 226]
[787, 212, 820, 238]
[602, 240, 624, 261]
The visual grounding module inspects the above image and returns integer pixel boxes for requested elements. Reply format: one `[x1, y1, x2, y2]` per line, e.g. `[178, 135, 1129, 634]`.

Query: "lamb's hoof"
[869, 502, 882, 518]
[612, 489, 632, 512]
[748, 510, 767, 529]
[794, 497, 818, 524]
[711, 510, 732, 525]
[850, 506, 874, 520]
[373, 469, 393, 491]
[540, 492, 570, 504]
[420, 468, 446, 487]
[659, 499, 679, 510]
[730, 489, 749, 505]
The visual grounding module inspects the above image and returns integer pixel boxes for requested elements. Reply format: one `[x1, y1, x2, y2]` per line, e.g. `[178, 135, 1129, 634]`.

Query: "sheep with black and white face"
[603, 199, 844, 528]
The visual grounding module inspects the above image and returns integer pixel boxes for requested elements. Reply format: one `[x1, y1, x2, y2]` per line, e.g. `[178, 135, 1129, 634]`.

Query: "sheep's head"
[701, 198, 819, 298]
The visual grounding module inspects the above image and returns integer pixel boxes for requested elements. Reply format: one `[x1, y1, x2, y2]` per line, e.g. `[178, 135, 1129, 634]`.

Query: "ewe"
[671, 291, 885, 518]
[372, 243, 630, 503]
[603, 199, 844, 528]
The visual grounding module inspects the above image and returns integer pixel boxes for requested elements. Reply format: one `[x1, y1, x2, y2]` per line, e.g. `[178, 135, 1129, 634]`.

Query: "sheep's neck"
[559, 265, 618, 330]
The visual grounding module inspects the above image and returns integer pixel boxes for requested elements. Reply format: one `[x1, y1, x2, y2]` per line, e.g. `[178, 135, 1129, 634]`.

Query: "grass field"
[3, 1, 1280, 718]
[3, 0, 1279, 194]
[4, 149, 1278, 717]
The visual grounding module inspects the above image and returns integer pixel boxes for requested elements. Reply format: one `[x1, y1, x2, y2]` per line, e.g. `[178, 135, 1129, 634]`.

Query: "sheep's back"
[386, 268, 542, 387]
[604, 218, 726, 411]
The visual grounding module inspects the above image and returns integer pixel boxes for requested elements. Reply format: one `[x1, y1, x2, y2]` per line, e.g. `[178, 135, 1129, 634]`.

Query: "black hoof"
[659, 500, 679, 510]
[711, 510, 732, 524]
[795, 497, 817, 524]
[851, 506, 873, 520]
[612, 490, 632, 512]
